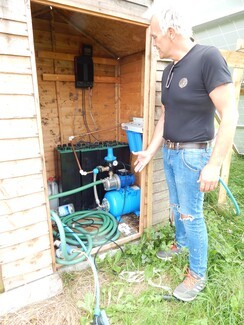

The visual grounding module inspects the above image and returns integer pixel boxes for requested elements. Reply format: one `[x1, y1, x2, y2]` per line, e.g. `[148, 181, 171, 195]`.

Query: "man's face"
[150, 16, 171, 59]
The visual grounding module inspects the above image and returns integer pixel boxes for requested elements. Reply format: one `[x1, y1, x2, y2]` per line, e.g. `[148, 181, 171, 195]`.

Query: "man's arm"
[134, 105, 165, 172]
[199, 83, 238, 192]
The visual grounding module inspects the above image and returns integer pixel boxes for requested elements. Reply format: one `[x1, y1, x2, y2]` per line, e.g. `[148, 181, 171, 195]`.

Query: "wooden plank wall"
[0, 0, 54, 291]
[120, 52, 144, 136]
[33, 15, 118, 177]
[33, 15, 144, 178]
[151, 59, 170, 225]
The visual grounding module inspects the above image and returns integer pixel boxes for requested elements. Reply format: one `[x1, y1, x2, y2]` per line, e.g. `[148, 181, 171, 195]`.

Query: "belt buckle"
[166, 140, 173, 149]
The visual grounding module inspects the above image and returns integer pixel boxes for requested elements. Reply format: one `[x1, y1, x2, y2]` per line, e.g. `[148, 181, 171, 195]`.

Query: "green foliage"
[124, 224, 175, 265]
[77, 292, 94, 324]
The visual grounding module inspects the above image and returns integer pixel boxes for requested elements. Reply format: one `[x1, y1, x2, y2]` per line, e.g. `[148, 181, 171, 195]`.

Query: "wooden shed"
[0, 0, 171, 314]
[1, 0, 242, 315]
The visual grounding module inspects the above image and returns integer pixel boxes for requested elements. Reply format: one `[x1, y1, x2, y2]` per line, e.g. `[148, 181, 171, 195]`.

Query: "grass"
[0, 154, 243, 325]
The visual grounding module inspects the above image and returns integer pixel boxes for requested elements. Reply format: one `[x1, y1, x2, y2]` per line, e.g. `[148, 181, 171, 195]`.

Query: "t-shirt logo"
[179, 78, 188, 88]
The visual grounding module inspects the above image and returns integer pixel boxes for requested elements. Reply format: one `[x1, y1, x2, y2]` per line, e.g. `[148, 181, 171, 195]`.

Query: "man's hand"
[133, 151, 153, 173]
[198, 163, 221, 192]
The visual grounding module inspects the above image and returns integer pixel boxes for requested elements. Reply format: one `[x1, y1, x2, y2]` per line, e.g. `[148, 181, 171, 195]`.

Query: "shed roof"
[31, 2, 148, 59]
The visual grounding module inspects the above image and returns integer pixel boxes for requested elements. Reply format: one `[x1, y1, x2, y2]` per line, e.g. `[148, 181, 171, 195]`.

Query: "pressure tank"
[102, 185, 140, 221]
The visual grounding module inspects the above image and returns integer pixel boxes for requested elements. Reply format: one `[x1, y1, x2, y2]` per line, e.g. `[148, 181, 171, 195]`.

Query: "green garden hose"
[49, 179, 120, 265]
[49, 180, 104, 200]
[51, 210, 93, 265]
[219, 177, 240, 216]
[60, 210, 120, 247]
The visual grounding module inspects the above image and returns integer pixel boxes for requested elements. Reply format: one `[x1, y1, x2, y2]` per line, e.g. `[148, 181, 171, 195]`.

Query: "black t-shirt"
[161, 44, 232, 142]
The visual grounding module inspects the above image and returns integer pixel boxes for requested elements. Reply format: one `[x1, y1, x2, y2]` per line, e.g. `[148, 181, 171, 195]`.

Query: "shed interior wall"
[32, 7, 146, 178]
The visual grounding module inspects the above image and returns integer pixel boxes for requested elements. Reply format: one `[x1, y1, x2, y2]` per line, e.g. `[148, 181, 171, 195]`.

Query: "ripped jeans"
[163, 146, 212, 277]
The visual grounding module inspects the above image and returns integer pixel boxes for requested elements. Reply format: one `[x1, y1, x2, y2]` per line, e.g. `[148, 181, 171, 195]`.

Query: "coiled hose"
[49, 180, 120, 265]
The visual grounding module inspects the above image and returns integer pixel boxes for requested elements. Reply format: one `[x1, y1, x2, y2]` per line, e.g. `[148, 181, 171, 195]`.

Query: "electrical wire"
[82, 88, 99, 142]
[88, 87, 98, 132]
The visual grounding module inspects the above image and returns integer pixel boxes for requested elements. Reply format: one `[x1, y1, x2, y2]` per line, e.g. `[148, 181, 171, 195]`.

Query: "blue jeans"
[163, 146, 212, 277]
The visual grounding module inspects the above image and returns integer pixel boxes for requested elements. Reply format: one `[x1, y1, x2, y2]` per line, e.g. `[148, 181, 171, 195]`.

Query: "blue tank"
[103, 186, 140, 221]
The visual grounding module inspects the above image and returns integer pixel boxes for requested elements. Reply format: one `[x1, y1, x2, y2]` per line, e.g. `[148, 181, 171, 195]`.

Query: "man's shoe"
[156, 244, 183, 261]
[173, 269, 206, 302]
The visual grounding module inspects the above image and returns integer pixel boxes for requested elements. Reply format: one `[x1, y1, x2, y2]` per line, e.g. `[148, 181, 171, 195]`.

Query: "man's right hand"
[133, 151, 153, 173]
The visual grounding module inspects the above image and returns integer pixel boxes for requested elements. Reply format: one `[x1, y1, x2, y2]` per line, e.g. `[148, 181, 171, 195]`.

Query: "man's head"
[150, 6, 193, 60]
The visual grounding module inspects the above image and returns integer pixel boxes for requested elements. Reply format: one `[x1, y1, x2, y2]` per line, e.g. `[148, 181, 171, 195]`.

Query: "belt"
[165, 140, 212, 150]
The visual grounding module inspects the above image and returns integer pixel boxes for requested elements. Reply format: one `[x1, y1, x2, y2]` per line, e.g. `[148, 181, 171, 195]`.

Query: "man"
[133, 7, 238, 302]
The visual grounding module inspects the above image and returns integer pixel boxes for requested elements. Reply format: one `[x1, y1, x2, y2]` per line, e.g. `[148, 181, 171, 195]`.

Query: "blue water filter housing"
[125, 130, 142, 152]
[103, 185, 140, 221]
[121, 117, 143, 153]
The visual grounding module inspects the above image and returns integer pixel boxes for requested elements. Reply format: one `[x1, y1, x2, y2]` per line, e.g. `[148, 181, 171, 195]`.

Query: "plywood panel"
[33, 30, 52, 51]
[120, 53, 144, 125]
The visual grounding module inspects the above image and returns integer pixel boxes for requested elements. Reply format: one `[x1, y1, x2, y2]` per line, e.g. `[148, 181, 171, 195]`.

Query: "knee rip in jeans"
[170, 205, 195, 222]
[180, 214, 194, 222]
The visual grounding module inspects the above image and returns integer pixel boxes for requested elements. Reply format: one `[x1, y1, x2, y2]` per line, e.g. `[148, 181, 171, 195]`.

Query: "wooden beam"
[54, 8, 118, 59]
[218, 40, 243, 204]
[42, 73, 120, 83]
[145, 26, 157, 228]
[220, 49, 244, 69]
[31, 0, 150, 26]
[38, 50, 119, 65]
